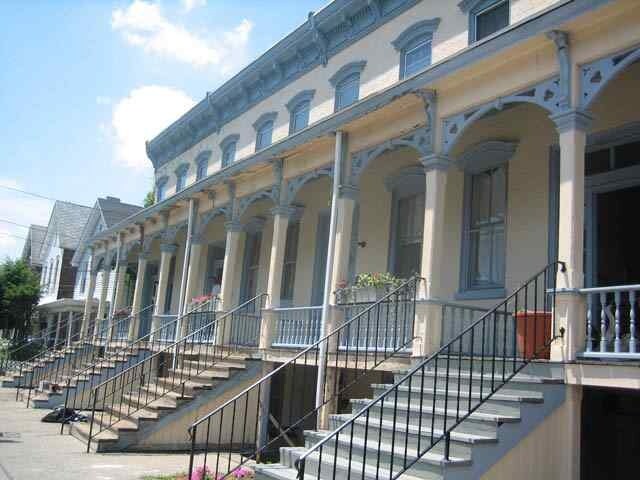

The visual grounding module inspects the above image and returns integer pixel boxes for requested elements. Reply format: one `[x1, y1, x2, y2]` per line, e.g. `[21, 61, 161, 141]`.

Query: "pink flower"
[232, 466, 254, 478]
[191, 466, 213, 480]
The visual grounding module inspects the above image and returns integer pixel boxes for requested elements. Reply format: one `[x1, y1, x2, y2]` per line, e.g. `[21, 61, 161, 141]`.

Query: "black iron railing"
[0, 330, 53, 373]
[186, 277, 420, 480]
[295, 262, 564, 480]
[85, 294, 266, 451]
[58, 303, 207, 432]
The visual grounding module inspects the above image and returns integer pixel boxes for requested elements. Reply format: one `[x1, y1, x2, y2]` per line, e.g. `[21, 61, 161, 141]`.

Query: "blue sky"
[0, 0, 324, 260]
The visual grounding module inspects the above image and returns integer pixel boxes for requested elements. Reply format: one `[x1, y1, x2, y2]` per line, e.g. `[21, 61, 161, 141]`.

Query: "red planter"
[515, 311, 552, 360]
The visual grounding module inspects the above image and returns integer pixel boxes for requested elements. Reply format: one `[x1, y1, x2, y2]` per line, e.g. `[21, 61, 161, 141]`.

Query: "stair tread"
[371, 383, 544, 403]
[334, 414, 497, 443]
[350, 398, 521, 423]
[303, 429, 471, 465]
[73, 422, 119, 442]
[418, 370, 562, 385]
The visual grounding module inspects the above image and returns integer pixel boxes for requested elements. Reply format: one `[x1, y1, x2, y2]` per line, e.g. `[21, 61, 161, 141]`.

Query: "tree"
[143, 189, 155, 207]
[0, 259, 41, 340]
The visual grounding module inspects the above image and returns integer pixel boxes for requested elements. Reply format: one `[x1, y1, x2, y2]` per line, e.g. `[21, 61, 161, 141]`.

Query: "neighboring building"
[21, 224, 47, 274]
[18, 0, 640, 477]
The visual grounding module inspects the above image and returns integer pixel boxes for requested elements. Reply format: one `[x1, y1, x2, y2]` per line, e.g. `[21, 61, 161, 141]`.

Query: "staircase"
[71, 294, 267, 452]
[227, 262, 565, 480]
[254, 360, 565, 479]
[70, 353, 260, 452]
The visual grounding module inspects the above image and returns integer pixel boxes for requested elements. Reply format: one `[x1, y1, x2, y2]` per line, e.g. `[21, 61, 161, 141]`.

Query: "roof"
[21, 224, 47, 267]
[71, 197, 143, 266]
[39, 201, 93, 263]
[97, 196, 143, 228]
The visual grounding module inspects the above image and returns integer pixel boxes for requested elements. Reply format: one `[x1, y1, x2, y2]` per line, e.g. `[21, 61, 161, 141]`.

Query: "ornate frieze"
[284, 166, 333, 206]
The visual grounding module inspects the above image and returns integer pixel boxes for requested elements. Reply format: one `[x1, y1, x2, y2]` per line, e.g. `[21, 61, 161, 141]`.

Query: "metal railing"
[14, 312, 89, 407]
[272, 306, 322, 347]
[582, 284, 640, 357]
[0, 329, 54, 373]
[60, 302, 209, 432]
[186, 277, 420, 480]
[295, 262, 563, 480]
[85, 294, 267, 451]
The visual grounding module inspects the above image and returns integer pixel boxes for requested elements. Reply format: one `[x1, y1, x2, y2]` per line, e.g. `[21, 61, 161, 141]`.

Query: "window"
[241, 231, 262, 302]
[392, 19, 439, 79]
[280, 222, 300, 303]
[286, 90, 315, 135]
[462, 166, 507, 293]
[79, 261, 87, 293]
[472, 0, 509, 42]
[220, 135, 239, 167]
[156, 176, 168, 202]
[388, 167, 425, 279]
[335, 73, 360, 111]
[290, 101, 310, 134]
[195, 151, 211, 181]
[330, 61, 366, 112]
[256, 121, 274, 150]
[175, 164, 189, 192]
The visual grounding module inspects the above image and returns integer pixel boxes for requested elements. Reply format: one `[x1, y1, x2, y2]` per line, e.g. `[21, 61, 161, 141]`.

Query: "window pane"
[291, 102, 309, 133]
[475, 0, 509, 41]
[222, 143, 236, 167]
[257, 122, 273, 149]
[394, 193, 425, 278]
[403, 39, 431, 78]
[471, 173, 491, 226]
[336, 74, 360, 110]
[470, 229, 492, 286]
[490, 167, 506, 220]
[614, 141, 640, 170]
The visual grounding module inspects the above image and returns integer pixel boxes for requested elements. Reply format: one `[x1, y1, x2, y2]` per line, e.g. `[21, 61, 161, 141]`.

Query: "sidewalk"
[0, 387, 192, 480]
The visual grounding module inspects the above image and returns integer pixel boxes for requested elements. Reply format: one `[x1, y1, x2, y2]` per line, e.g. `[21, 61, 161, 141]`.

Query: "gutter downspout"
[316, 130, 344, 410]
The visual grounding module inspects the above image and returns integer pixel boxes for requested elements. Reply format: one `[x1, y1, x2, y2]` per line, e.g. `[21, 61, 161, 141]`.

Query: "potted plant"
[335, 272, 403, 304]
[514, 310, 552, 360]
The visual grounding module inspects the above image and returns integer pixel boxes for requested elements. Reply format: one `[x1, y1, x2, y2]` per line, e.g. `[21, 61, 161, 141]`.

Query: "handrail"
[580, 284, 640, 293]
[59, 303, 178, 432]
[295, 262, 564, 479]
[186, 276, 421, 480]
[84, 293, 266, 451]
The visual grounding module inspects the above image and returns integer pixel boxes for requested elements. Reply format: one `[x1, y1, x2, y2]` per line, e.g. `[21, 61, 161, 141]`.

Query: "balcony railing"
[153, 314, 178, 342]
[582, 284, 640, 358]
[272, 306, 322, 347]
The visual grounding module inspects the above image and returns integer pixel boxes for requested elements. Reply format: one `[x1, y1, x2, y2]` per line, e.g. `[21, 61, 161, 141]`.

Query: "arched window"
[156, 176, 168, 202]
[286, 90, 315, 134]
[220, 134, 239, 168]
[253, 112, 277, 151]
[392, 19, 440, 79]
[330, 61, 366, 112]
[175, 163, 189, 192]
[195, 151, 211, 181]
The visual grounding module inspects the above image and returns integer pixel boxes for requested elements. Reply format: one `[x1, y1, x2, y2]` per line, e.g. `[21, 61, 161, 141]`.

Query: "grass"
[141, 474, 187, 480]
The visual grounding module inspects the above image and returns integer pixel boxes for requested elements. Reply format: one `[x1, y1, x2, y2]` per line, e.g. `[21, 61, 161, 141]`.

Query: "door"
[311, 210, 330, 306]
[204, 244, 225, 296]
[138, 262, 159, 336]
[240, 231, 262, 303]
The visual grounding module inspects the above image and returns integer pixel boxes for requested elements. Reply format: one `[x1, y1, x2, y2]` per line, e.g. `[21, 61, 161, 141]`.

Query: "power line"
[0, 184, 57, 202]
[0, 219, 31, 229]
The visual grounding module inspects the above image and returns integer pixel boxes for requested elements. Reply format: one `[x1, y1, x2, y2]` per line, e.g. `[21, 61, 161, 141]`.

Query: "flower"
[190, 465, 213, 480]
[232, 466, 254, 478]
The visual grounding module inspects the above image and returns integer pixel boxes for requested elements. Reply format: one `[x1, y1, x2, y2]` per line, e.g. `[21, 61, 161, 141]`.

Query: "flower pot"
[515, 311, 551, 360]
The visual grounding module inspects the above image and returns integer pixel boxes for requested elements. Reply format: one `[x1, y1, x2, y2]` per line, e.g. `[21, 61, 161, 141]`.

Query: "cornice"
[146, 0, 421, 168]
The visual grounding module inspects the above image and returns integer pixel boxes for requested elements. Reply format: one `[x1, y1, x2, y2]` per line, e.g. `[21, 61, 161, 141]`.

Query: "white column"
[128, 254, 148, 340]
[45, 314, 54, 345]
[549, 109, 593, 362]
[151, 243, 177, 332]
[94, 269, 110, 339]
[329, 190, 357, 301]
[220, 222, 243, 311]
[112, 260, 128, 310]
[179, 241, 204, 338]
[414, 155, 450, 357]
[66, 311, 74, 346]
[53, 312, 63, 346]
[81, 270, 97, 340]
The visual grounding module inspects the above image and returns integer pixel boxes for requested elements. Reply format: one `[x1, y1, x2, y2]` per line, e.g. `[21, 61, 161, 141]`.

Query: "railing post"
[630, 291, 637, 353]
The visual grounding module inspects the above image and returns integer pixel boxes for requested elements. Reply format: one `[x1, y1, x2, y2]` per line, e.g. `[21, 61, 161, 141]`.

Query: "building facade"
[20, 0, 640, 478]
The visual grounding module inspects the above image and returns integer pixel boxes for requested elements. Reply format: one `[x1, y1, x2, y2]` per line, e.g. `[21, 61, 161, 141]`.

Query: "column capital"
[224, 220, 243, 232]
[420, 154, 452, 172]
[160, 243, 178, 254]
[550, 109, 594, 134]
[338, 184, 359, 200]
[270, 205, 298, 218]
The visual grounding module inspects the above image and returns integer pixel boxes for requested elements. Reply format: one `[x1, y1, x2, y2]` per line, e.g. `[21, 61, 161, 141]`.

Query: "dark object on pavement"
[41, 406, 77, 423]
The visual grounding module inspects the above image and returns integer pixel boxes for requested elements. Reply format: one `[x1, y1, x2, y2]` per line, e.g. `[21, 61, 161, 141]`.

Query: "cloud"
[0, 178, 53, 261]
[181, 0, 206, 12]
[112, 1, 253, 69]
[109, 85, 196, 171]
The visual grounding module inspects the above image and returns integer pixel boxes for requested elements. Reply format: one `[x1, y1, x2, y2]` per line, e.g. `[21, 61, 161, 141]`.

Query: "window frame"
[280, 220, 301, 305]
[220, 134, 239, 168]
[391, 19, 440, 80]
[469, 0, 510, 43]
[286, 90, 315, 135]
[174, 164, 189, 192]
[253, 112, 278, 152]
[195, 151, 211, 181]
[156, 175, 168, 202]
[329, 61, 366, 112]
